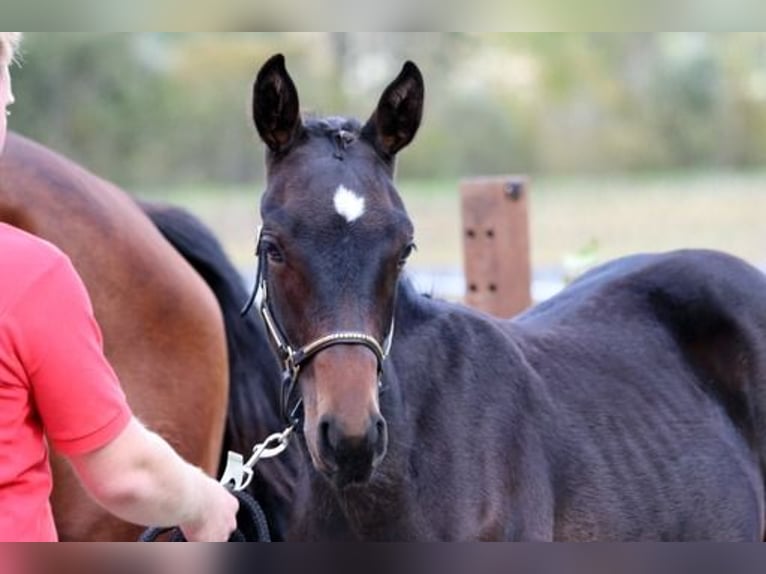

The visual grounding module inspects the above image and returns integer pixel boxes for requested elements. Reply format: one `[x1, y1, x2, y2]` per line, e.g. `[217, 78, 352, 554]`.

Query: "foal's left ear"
[252, 54, 303, 154]
[362, 61, 424, 161]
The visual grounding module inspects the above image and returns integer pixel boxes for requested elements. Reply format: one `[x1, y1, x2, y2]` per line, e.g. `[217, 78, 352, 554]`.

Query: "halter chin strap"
[242, 226, 395, 425]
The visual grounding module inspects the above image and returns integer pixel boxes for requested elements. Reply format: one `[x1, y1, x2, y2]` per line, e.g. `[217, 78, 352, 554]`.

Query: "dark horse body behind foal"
[243, 54, 766, 540]
[141, 202, 298, 540]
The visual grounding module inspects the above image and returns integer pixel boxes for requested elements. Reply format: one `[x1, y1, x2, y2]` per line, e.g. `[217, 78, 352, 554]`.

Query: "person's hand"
[179, 475, 239, 542]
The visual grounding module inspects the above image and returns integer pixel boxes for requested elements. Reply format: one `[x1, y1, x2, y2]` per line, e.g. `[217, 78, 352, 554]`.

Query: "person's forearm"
[69, 418, 210, 528]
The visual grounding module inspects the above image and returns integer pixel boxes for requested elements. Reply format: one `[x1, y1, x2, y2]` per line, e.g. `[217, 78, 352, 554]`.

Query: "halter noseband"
[242, 226, 395, 425]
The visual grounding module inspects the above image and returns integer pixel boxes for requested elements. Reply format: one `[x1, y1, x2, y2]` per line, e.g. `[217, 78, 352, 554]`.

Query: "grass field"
[136, 172, 766, 282]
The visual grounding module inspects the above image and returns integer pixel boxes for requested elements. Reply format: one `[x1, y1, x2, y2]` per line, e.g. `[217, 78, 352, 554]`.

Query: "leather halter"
[242, 226, 395, 425]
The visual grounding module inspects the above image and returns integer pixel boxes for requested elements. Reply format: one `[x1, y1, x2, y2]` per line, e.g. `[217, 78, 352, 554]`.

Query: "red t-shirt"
[0, 223, 132, 541]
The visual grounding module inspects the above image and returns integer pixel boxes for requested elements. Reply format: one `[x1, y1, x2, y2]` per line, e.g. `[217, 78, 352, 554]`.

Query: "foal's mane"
[302, 115, 363, 139]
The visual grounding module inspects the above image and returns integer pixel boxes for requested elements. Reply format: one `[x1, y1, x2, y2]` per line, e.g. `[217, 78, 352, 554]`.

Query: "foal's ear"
[362, 61, 424, 160]
[252, 54, 303, 154]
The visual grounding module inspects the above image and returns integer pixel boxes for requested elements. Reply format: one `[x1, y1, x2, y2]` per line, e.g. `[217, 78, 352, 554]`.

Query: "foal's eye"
[262, 241, 285, 264]
[398, 242, 417, 268]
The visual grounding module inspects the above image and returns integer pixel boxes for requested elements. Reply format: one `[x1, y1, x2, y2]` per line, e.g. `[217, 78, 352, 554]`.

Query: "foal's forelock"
[264, 118, 366, 169]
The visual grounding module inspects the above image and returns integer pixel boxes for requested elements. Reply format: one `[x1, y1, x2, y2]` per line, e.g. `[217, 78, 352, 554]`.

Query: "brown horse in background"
[0, 132, 230, 541]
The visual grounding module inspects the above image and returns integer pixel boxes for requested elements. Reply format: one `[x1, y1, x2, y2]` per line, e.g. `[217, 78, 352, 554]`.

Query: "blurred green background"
[9, 33, 766, 298]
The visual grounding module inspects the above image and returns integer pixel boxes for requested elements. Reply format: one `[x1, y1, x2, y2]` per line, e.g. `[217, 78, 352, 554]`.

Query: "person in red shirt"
[0, 32, 239, 542]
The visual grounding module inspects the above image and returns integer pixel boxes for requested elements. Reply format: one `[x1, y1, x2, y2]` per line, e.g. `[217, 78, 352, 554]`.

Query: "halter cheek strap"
[242, 226, 395, 425]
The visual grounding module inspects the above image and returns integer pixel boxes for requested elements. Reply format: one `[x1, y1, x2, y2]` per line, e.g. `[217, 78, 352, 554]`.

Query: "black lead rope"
[138, 489, 271, 542]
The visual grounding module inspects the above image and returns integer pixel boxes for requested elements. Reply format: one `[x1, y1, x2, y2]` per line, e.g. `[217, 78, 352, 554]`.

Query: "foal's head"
[252, 54, 423, 488]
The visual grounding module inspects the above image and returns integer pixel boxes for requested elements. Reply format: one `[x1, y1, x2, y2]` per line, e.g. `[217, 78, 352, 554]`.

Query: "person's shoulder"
[0, 224, 71, 309]
[0, 223, 67, 269]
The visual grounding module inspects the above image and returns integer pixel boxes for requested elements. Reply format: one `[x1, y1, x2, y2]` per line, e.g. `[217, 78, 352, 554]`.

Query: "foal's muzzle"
[317, 413, 388, 487]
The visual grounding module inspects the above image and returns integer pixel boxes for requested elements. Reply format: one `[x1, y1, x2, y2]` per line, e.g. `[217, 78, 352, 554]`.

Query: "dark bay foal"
[244, 54, 766, 540]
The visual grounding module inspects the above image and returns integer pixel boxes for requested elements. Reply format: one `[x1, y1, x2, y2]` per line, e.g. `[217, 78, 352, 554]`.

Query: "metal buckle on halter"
[284, 345, 298, 377]
[280, 348, 303, 425]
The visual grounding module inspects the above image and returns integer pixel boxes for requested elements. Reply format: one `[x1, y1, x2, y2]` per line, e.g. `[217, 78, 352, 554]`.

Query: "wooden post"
[460, 176, 532, 318]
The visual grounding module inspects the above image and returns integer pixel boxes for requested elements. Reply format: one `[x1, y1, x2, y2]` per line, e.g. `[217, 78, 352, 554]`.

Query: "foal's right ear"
[252, 54, 303, 154]
[362, 61, 424, 161]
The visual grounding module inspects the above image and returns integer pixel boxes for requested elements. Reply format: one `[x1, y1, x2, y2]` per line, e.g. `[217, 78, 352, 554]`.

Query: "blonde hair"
[0, 32, 22, 65]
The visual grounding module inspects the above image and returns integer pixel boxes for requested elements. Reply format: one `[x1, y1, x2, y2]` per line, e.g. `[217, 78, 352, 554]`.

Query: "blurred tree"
[8, 33, 766, 190]
[11, 33, 173, 186]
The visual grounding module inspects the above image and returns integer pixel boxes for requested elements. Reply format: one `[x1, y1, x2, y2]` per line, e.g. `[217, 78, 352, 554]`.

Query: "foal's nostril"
[371, 415, 388, 460]
[319, 417, 337, 458]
